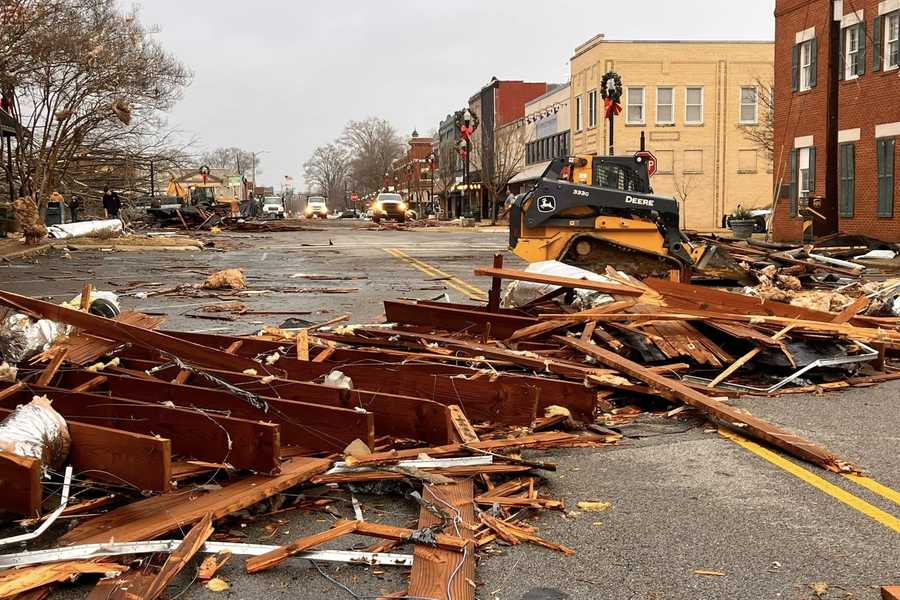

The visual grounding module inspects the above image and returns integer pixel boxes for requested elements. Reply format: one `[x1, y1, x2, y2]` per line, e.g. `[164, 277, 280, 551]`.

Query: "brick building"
[773, 0, 900, 241]
[390, 131, 435, 215]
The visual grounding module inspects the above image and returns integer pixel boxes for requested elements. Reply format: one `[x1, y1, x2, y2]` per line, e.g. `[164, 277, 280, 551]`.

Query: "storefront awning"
[509, 161, 551, 185]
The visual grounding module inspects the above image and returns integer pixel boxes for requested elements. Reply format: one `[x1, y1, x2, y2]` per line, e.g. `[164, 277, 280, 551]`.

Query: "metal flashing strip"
[683, 341, 878, 394]
[0, 466, 72, 547]
[0, 540, 413, 569]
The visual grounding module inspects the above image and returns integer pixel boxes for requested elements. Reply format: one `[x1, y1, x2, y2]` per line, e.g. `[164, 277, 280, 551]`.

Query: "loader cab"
[569, 156, 652, 194]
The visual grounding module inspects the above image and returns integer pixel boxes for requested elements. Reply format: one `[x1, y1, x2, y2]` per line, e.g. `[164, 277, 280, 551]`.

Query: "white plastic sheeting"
[46, 218, 123, 239]
[502, 260, 620, 310]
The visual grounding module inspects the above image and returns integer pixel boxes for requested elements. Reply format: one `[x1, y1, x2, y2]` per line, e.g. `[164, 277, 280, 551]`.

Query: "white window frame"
[575, 95, 583, 131]
[685, 86, 704, 125]
[798, 147, 811, 199]
[844, 25, 861, 79]
[886, 11, 900, 71]
[626, 86, 645, 125]
[739, 86, 758, 124]
[656, 87, 674, 125]
[587, 89, 597, 128]
[799, 39, 814, 91]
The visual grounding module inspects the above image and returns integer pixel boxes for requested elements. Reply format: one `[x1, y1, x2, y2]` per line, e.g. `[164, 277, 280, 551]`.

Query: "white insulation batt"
[47, 219, 123, 239]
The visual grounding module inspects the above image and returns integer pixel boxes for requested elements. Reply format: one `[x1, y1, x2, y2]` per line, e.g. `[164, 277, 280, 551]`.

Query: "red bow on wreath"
[604, 97, 622, 119]
[460, 125, 474, 141]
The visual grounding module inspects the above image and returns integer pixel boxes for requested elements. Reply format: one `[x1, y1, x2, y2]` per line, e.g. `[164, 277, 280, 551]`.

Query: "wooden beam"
[59, 457, 330, 545]
[0, 450, 41, 515]
[558, 336, 854, 472]
[0, 290, 278, 376]
[0, 383, 280, 473]
[474, 267, 644, 297]
[79, 282, 93, 311]
[0, 407, 171, 492]
[58, 369, 375, 452]
[408, 480, 476, 600]
[706, 324, 795, 388]
[245, 520, 359, 573]
[384, 299, 536, 339]
[487, 252, 504, 313]
[333, 519, 468, 552]
[71, 375, 107, 393]
[35, 347, 68, 386]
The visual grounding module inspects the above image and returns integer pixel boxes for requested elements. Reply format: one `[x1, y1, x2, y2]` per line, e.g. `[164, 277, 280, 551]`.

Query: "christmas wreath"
[454, 109, 479, 143]
[600, 71, 623, 118]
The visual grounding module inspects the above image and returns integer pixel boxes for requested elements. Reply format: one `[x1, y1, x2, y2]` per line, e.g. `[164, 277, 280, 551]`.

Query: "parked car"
[261, 196, 285, 219]
[371, 193, 408, 223]
[726, 207, 771, 233]
[304, 196, 328, 218]
[338, 209, 361, 219]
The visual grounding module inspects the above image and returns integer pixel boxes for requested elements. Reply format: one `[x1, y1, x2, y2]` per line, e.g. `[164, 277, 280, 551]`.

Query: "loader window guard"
[592, 163, 644, 193]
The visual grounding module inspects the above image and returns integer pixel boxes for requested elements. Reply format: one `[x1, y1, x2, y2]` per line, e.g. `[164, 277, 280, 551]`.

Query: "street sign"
[634, 151, 657, 177]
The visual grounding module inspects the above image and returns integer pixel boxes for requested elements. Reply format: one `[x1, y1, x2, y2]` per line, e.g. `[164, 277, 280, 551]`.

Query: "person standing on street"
[103, 188, 121, 218]
[67, 194, 82, 222]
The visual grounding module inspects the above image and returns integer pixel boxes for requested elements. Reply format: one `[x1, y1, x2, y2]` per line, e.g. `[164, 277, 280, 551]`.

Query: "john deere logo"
[537, 196, 556, 213]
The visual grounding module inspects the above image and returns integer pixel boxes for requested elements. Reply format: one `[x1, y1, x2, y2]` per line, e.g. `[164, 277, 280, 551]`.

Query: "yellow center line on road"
[843, 474, 900, 507]
[384, 248, 489, 301]
[384, 248, 487, 301]
[718, 428, 900, 533]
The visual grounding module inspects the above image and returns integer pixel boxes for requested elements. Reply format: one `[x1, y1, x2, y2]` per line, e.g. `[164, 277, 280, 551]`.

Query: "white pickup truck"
[305, 196, 328, 218]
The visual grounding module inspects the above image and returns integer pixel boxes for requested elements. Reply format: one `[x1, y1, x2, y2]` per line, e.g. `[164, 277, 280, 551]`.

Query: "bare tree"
[5, 0, 191, 210]
[303, 143, 350, 207]
[199, 147, 258, 178]
[671, 173, 700, 230]
[435, 139, 459, 213]
[339, 117, 404, 195]
[739, 78, 774, 164]
[475, 118, 529, 224]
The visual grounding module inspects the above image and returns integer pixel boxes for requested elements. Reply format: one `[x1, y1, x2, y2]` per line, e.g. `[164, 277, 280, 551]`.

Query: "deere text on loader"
[508, 154, 749, 282]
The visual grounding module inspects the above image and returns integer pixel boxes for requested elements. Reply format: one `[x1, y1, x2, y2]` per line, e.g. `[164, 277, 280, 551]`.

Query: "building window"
[740, 86, 758, 124]
[800, 39, 815, 90]
[887, 12, 900, 70]
[626, 87, 644, 124]
[587, 89, 597, 128]
[840, 143, 855, 217]
[799, 147, 812, 199]
[877, 137, 895, 217]
[844, 25, 860, 79]
[656, 87, 674, 125]
[575, 95, 583, 131]
[685, 86, 704, 124]
[683, 149, 703, 173]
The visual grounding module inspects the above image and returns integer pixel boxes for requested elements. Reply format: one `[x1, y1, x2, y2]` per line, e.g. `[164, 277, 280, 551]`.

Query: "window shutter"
[840, 144, 855, 218]
[874, 16, 883, 72]
[791, 44, 800, 92]
[887, 139, 896, 216]
[857, 23, 867, 75]
[789, 149, 798, 217]
[809, 38, 818, 88]
[809, 146, 816, 196]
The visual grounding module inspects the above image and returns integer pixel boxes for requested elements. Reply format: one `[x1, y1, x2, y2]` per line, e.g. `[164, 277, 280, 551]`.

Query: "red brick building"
[773, 0, 899, 241]
[391, 131, 435, 214]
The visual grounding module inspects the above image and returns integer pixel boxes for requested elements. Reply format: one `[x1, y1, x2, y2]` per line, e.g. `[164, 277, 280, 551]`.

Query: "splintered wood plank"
[59, 457, 330, 545]
[332, 520, 467, 552]
[474, 267, 644, 297]
[408, 480, 476, 600]
[0, 450, 41, 515]
[706, 324, 794, 388]
[558, 336, 854, 473]
[296, 328, 309, 360]
[35, 347, 68, 386]
[140, 513, 214, 600]
[245, 520, 359, 573]
[0, 562, 127, 598]
[71, 375, 107, 392]
[448, 406, 479, 443]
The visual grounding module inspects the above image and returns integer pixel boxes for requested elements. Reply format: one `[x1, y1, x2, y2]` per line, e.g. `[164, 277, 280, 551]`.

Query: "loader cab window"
[592, 162, 646, 193]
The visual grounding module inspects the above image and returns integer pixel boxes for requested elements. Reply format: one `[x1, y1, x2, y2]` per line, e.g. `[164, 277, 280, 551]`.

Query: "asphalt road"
[1, 220, 897, 600]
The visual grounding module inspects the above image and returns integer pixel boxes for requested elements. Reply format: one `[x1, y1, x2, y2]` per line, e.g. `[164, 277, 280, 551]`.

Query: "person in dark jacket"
[103, 189, 122, 218]
[66, 194, 82, 222]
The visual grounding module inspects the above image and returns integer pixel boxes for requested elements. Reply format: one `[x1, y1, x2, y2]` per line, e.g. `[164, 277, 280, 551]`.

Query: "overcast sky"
[132, 0, 775, 189]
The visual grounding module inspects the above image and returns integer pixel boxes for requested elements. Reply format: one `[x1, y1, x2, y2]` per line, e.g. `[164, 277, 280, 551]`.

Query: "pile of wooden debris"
[0, 255, 897, 598]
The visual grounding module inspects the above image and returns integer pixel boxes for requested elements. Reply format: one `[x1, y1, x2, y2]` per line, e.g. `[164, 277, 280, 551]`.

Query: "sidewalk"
[0, 237, 50, 262]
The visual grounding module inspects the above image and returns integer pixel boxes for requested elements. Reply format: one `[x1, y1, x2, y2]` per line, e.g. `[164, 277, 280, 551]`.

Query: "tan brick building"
[570, 35, 774, 231]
